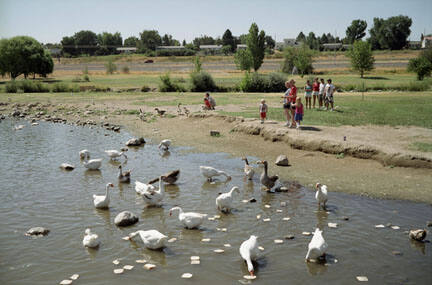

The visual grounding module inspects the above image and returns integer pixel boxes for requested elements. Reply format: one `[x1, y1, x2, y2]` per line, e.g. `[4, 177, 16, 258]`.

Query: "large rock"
[125, 137, 146, 146]
[115, 211, 139, 227]
[25, 227, 50, 236]
[275, 155, 290, 167]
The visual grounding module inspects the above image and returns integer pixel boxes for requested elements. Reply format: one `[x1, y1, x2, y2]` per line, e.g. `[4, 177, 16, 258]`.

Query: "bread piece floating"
[243, 275, 257, 280]
[263, 218, 271, 222]
[213, 249, 225, 253]
[283, 217, 291, 221]
[135, 259, 147, 263]
[70, 274, 79, 280]
[328, 223, 338, 228]
[201, 238, 211, 242]
[113, 259, 120, 265]
[143, 264, 156, 270]
[168, 238, 177, 243]
[113, 269, 124, 274]
[60, 280, 73, 285]
[274, 239, 284, 244]
[356, 276, 368, 282]
[123, 265, 134, 270]
[182, 273, 193, 279]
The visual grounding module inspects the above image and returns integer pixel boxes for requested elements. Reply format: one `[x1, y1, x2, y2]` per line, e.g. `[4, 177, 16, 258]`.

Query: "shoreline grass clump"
[159, 73, 186, 92]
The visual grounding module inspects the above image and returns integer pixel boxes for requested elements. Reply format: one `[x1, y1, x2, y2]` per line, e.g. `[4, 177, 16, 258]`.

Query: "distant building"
[421, 35, 432, 49]
[116, 47, 137, 53]
[236, 44, 247, 50]
[322, 43, 342, 50]
[275, 38, 300, 50]
[199, 45, 222, 50]
[408, 41, 421, 49]
[156, 46, 186, 51]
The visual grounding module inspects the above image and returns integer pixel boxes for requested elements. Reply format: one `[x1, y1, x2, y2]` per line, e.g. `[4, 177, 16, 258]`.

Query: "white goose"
[135, 177, 164, 206]
[126, 229, 167, 249]
[242, 157, 255, 180]
[200, 166, 231, 182]
[216, 186, 240, 213]
[158, 139, 171, 150]
[305, 228, 328, 262]
[169, 206, 207, 229]
[79, 149, 90, 160]
[83, 228, 100, 248]
[240, 235, 260, 276]
[315, 183, 328, 210]
[83, 156, 102, 170]
[105, 149, 127, 160]
[93, 183, 114, 209]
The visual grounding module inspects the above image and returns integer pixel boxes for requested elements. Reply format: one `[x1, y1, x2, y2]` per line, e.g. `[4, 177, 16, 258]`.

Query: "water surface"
[0, 119, 431, 284]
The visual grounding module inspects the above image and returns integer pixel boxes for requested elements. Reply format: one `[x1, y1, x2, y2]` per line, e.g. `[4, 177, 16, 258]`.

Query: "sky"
[0, 0, 431, 44]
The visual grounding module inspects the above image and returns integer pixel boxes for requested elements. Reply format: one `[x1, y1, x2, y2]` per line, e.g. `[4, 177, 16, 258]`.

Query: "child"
[304, 80, 312, 109]
[288, 79, 297, 127]
[259, 99, 268, 124]
[312, 78, 319, 108]
[203, 92, 216, 110]
[281, 80, 291, 126]
[292, 97, 304, 129]
[324, 79, 335, 111]
[318, 78, 325, 109]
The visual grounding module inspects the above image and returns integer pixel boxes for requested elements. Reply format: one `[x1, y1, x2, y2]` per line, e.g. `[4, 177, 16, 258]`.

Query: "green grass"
[410, 142, 432, 152]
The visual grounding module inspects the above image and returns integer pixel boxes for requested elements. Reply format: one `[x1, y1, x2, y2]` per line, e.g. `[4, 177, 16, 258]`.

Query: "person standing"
[282, 81, 292, 126]
[292, 97, 304, 129]
[324, 79, 335, 111]
[304, 80, 313, 109]
[312, 78, 320, 108]
[318, 78, 325, 109]
[259, 99, 268, 124]
[288, 79, 297, 127]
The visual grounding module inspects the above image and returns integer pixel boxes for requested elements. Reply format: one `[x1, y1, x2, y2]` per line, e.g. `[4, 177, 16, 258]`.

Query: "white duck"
[240, 235, 260, 276]
[158, 139, 171, 150]
[200, 166, 231, 182]
[315, 183, 328, 210]
[216, 186, 240, 213]
[79, 149, 90, 160]
[83, 228, 100, 248]
[305, 228, 328, 262]
[169, 206, 207, 229]
[126, 229, 167, 249]
[242, 157, 255, 180]
[105, 149, 127, 160]
[93, 183, 114, 209]
[83, 156, 102, 170]
[135, 177, 164, 206]
[14, 124, 25, 130]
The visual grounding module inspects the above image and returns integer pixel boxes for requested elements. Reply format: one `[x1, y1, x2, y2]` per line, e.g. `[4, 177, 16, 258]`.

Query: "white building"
[116, 47, 137, 53]
[421, 35, 432, 49]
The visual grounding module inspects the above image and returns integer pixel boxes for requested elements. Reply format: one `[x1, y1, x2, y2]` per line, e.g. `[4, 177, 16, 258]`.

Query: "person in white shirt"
[324, 79, 335, 111]
[318, 78, 325, 109]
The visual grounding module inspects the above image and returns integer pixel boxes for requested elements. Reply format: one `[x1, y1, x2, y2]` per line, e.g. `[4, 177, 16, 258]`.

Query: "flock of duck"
[77, 138, 330, 279]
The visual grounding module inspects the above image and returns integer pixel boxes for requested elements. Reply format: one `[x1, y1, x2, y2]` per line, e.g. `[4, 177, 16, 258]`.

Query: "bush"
[239, 72, 287, 92]
[234, 49, 253, 71]
[122, 66, 130, 74]
[281, 45, 315, 77]
[51, 83, 71, 92]
[105, 59, 117, 74]
[266, 73, 286, 92]
[407, 57, 432, 80]
[141, 85, 151, 92]
[155, 49, 196, 56]
[159, 73, 186, 92]
[20, 80, 49, 93]
[190, 71, 217, 92]
[5, 81, 18, 93]
[83, 74, 90, 82]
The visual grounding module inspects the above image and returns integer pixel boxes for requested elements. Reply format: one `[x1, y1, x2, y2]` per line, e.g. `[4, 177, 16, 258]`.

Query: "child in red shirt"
[292, 97, 304, 129]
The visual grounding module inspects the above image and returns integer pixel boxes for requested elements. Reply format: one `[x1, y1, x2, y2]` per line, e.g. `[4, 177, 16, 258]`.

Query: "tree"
[296, 32, 306, 43]
[347, 41, 375, 78]
[234, 49, 253, 71]
[162, 34, 179, 46]
[281, 44, 314, 77]
[368, 15, 412, 50]
[124, 36, 139, 47]
[139, 30, 162, 52]
[345, 19, 367, 44]
[407, 55, 432, 80]
[0, 36, 53, 79]
[74, 30, 98, 55]
[306, 32, 320, 50]
[265, 35, 275, 50]
[222, 29, 236, 52]
[96, 32, 122, 55]
[193, 35, 215, 47]
[238, 34, 248, 44]
[182, 39, 187, 46]
[61, 36, 76, 56]
[246, 23, 266, 71]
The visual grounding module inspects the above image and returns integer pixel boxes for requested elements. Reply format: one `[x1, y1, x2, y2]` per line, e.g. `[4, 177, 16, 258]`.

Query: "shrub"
[141, 85, 151, 92]
[83, 74, 90, 82]
[159, 73, 186, 92]
[234, 49, 253, 71]
[51, 83, 71, 92]
[121, 66, 130, 74]
[239, 72, 286, 92]
[94, 86, 110, 92]
[105, 59, 117, 74]
[281, 44, 315, 77]
[20, 80, 49, 93]
[407, 57, 432, 80]
[5, 81, 18, 93]
[190, 71, 217, 92]
[82, 66, 88, 75]
[155, 49, 196, 56]
[266, 72, 286, 92]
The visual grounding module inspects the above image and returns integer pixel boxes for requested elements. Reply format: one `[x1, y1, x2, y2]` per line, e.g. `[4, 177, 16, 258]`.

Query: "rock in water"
[60, 163, 75, 171]
[125, 137, 146, 146]
[114, 211, 139, 227]
[409, 229, 426, 241]
[25, 227, 50, 236]
[275, 155, 290, 166]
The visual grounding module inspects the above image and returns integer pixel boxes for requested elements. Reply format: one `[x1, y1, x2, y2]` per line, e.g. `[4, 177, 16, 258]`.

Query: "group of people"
[259, 78, 335, 129]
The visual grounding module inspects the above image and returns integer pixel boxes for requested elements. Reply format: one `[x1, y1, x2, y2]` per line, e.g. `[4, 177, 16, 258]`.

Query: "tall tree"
[347, 41, 375, 78]
[139, 30, 162, 51]
[162, 34, 179, 46]
[246, 23, 266, 71]
[193, 35, 215, 47]
[346, 19, 367, 44]
[222, 29, 236, 52]
[124, 36, 139, 47]
[74, 30, 98, 55]
[296, 32, 306, 43]
[97, 32, 122, 55]
[264, 35, 275, 50]
[61, 36, 76, 56]
[368, 15, 412, 50]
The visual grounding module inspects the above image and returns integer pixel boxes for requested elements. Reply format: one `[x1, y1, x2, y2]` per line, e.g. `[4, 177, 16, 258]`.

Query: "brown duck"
[148, 169, 180, 185]
[257, 160, 278, 190]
